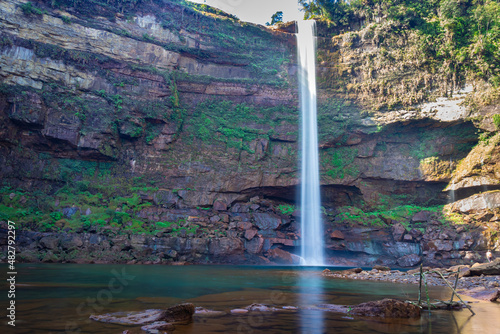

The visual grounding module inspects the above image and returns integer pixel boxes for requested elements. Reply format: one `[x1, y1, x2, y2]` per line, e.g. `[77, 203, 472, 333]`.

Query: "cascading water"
[297, 20, 324, 266]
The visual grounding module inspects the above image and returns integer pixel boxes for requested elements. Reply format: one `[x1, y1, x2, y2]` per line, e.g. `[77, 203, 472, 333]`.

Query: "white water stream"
[297, 20, 324, 266]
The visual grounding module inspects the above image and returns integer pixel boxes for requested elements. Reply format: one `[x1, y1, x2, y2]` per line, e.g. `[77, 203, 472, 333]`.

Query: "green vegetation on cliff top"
[306, 0, 500, 110]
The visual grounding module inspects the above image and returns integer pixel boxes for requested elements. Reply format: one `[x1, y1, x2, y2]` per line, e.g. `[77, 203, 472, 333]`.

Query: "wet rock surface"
[461, 258, 500, 277]
[349, 299, 421, 318]
[228, 300, 420, 319]
[323, 264, 500, 302]
[90, 303, 195, 327]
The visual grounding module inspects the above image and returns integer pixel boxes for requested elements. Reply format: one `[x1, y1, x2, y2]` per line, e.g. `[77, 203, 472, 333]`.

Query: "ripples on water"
[1, 264, 498, 334]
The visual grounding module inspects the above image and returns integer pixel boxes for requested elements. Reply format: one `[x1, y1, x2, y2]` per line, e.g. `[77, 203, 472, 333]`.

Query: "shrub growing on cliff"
[276, 204, 296, 215]
[61, 15, 71, 24]
[493, 114, 500, 130]
[20, 2, 43, 16]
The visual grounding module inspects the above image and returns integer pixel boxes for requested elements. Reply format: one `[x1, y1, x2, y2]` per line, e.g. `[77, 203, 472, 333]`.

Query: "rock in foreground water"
[349, 299, 421, 318]
[89, 303, 195, 326]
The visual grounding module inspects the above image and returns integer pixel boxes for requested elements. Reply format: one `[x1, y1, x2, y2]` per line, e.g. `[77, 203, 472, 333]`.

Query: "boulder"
[397, 254, 421, 267]
[350, 299, 421, 318]
[290, 253, 303, 265]
[209, 238, 244, 257]
[253, 213, 282, 230]
[391, 223, 406, 242]
[39, 236, 60, 250]
[266, 248, 294, 264]
[210, 215, 221, 223]
[451, 191, 500, 213]
[425, 239, 453, 252]
[244, 229, 258, 241]
[237, 221, 253, 230]
[403, 234, 413, 241]
[245, 237, 264, 254]
[153, 190, 178, 208]
[60, 235, 83, 251]
[461, 258, 500, 277]
[412, 211, 431, 222]
[330, 230, 345, 240]
[213, 201, 227, 211]
[157, 303, 195, 324]
[446, 264, 470, 273]
[90, 303, 195, 325]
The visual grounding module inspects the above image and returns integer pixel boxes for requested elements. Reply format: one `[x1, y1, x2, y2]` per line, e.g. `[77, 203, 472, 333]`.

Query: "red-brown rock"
[330, 230, 345, 240]
[267, 248, 294, 264]
[237, 221, 253, 230]
[213, 201, 227, 211]
[244, 229, 258, 240]
[245, 237, 264, 254]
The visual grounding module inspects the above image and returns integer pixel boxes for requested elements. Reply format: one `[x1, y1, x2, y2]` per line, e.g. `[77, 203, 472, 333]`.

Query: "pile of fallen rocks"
[323, 259, 500, 302]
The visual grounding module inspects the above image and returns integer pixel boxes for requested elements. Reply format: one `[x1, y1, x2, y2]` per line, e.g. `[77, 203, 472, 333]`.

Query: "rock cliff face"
[0, 0, 499, 266]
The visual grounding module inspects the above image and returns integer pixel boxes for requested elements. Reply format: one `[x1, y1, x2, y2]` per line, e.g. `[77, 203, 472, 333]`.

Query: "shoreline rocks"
[323, 264, 500, 302]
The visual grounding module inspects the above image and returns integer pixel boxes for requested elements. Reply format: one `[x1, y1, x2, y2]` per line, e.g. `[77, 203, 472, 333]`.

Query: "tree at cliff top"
[266, 11, 284, 26]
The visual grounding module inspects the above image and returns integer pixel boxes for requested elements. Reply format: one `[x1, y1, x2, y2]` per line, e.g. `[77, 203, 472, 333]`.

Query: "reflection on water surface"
[2, 264, 497, 334]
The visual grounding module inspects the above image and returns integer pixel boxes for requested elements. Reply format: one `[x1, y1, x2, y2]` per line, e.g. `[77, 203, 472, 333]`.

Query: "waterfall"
[297, 20, 324, 266]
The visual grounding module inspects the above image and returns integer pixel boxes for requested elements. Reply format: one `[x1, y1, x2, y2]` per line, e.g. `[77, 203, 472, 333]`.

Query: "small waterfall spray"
[297, 20, 324, 266]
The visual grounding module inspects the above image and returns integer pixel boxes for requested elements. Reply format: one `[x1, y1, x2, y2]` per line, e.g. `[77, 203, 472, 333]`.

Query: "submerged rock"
[349, 299, 421, 318]
[244, 303, 280, 312]
[157, 303, 195, 324]
[90, 309, 165, 325]
[194, 307, 226, 317]
[90, 303, 195, 325]
[321, 299, 421, 318]
[462, 287, 500, 302]
[141, 321, 175, 332]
